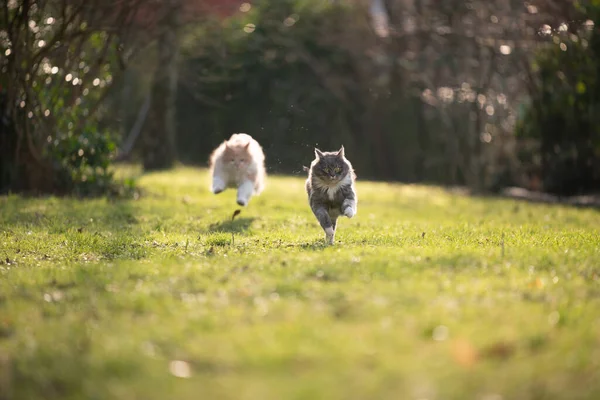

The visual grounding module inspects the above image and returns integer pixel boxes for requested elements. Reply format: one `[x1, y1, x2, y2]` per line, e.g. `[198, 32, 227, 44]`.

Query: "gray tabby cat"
[305, 146, 357, 245]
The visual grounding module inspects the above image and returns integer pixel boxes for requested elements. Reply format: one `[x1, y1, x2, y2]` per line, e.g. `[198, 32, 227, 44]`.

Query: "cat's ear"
[337, 145, 345, 158]
[314, 148, 324, 159]
[243, 142, 250, 150]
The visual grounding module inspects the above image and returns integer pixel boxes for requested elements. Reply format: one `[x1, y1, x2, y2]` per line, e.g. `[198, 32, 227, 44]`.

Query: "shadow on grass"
[0, 196, 139, 231]
[0, 196, 147, 261]
[298, 240, 329, 251]
[208, 217, 255, 234]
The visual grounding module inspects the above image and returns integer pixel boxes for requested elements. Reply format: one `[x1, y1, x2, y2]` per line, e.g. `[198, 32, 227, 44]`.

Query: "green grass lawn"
[1, 167, 599, 400]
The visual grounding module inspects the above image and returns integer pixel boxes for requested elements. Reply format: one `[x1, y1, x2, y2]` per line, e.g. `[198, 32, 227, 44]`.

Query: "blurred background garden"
[1, 0, 599, 198]
[3, 3, 600, 399]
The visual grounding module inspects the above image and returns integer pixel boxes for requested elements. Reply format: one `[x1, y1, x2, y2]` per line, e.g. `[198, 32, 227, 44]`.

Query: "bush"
[0, 0, 141, 196]
[515, 4, 600, 195]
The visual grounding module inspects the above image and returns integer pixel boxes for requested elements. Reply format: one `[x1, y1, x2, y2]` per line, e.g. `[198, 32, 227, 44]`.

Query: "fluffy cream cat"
[208, 133, 266, 206]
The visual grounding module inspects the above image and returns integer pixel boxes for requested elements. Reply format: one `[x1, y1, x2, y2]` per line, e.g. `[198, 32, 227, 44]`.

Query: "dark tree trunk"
[1, 78, 57, 194]
[143, 0, 181, 171]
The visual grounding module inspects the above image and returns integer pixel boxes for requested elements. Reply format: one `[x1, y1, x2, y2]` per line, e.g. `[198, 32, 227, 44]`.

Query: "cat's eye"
[334, 167, 341, 173]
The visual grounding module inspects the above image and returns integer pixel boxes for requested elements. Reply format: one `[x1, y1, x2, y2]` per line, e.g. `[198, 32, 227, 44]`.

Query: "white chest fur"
[223, 162, 257, 186]
[314, 173, 352, 200]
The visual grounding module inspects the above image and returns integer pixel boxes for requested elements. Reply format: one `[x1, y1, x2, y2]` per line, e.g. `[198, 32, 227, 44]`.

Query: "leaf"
[451, 339, 478, 367]
[529, 278, 544, 289]
[576, 81, 586, 94]
[481, 341, 516, 360]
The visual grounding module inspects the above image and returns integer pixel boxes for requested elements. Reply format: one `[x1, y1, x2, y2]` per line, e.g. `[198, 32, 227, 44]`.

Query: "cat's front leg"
[212, 176, 227, 194]
[211, 167, 227, 194]
[236, 180, 254, 206]
[312, 205, 335, 245]
[342, 197, 357, 218]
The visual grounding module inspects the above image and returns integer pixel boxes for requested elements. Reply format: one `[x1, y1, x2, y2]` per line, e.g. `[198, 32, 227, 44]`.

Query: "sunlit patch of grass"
[1, 167, 599, 400]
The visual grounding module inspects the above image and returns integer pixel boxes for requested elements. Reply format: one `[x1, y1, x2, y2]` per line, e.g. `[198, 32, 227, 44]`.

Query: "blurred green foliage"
[0, 1, 132, 196]
[176, 0, 363, 172]
[48, 121, 118, 197]
[34, 50, 119, 195]
[516, 3, 600, 194]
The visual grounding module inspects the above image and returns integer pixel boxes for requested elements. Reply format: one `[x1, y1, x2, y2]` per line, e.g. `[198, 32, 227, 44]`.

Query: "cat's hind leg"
[236, 179, 254, 206]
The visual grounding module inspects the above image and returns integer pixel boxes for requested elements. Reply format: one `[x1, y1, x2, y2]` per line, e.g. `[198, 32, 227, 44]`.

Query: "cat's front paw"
[343, 207, 356, 218]
[212, 179, 226, 194]
[237, 194, 252, 206]
[325, 227, 335, 245]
